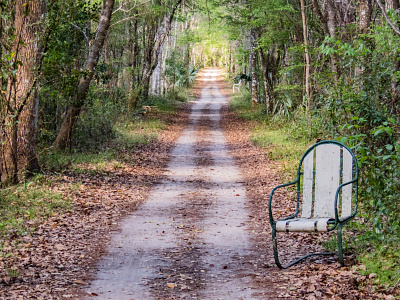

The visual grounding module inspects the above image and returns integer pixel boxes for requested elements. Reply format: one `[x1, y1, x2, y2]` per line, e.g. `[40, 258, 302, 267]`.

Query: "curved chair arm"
[269, 180, 299, 228]
[332, 178, 358, 228]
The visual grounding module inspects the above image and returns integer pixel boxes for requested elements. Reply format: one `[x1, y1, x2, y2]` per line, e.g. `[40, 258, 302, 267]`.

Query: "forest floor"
[0, 68, 398, 299]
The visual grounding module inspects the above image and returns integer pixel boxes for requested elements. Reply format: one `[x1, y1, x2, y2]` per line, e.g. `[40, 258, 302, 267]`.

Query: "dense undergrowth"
[229, 89, 400, 292]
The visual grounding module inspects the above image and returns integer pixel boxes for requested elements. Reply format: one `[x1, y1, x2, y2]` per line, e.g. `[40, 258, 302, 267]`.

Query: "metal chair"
[268, 140, 358, 269]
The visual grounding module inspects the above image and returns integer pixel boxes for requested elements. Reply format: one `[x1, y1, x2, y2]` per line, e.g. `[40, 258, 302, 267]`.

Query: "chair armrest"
[333, 178, 358, 225]
[269, 180, 298, 228]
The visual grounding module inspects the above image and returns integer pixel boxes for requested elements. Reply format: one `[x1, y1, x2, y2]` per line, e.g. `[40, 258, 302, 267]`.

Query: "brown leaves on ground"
[0, 109, 189, 299]
[219, 76, 399, 299]
[2, 69, 399, 299]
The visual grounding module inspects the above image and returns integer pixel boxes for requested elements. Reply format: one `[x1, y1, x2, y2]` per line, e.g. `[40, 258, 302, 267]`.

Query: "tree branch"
[112, 0, 151, 15]
[109, 12, 146, 28]
[70, 23, 90, 45]
[375, 0, 400, 36]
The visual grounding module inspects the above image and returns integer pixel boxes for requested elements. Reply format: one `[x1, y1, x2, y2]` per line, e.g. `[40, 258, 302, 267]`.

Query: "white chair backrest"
[301, 143, 354, 219]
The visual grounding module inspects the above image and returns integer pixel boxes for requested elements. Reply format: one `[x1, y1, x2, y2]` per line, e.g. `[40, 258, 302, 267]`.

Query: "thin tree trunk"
[127, 15, 139, 111]
[242, 53, 246, 74]
[53, 0, 115, 150]
[162, 35, 170, 94]
[139, 0, 183, 102]
[301, 0, 311, 107]
[1, 0, 46, 183]
[326, 0, 339, 79]
[376, 0, 400, 36]
[312, 0, 329, 36]
[379, 0, 400, 113]
[386, 0, 400, 10]
[313, 0, 339, 82]
[250, 28, 258, 107]
[355, 0, 372, 78]
[258, 48, 271, 113]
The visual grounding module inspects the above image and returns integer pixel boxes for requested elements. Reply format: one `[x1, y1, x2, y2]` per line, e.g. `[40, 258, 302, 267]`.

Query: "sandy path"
[84, 69, 276, 299]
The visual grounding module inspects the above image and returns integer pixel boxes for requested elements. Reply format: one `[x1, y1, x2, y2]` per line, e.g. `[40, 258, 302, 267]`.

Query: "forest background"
[1, 0, 400, 293]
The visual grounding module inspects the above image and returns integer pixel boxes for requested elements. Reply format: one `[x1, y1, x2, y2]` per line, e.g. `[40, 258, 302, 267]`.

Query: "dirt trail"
[84, 69, 278, 299]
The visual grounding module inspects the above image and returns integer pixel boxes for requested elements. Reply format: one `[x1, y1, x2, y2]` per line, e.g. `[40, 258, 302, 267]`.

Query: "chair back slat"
[301, 150, 314, 218]
[314, 144, 341, 218]
[341, 149, 353, 218]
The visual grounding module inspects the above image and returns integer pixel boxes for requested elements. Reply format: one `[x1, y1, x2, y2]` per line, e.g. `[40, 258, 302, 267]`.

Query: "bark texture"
[258, 48, 271, 113]
[325, 0, 347, 79]
[0, 0, 46, 183]
[312, 0, 329, 36]
[357, 0, 372, 34]
[354, 0, 372, 78]
[250, 29, 258, 107]
[385, 0, 399, 11]
[53, 0, 115, 150]
[140, 0, 183, 101]
[301, 0, 310, 104]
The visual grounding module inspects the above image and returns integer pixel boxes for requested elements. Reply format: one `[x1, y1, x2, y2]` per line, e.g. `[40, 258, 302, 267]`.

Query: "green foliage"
[306, 19, 400, 288]
[39, 107, 171, 174]
[230, 90, 311, 180]
[0, 177, 70, 237]
[338, 117, 400, 242]
[38, 0, 103, 147]
[72, 88, 122, 150]
[288, 109, 325, 141]
[359, 244, 400, 289]
[313, 22, 400, 250]
[165, 50, 199, 89]
[230, 90, 253, 115]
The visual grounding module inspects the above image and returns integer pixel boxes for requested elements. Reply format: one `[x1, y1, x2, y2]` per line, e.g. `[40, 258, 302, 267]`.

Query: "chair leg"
[272, 227, 333, 269]
[337, 223, 344, 266]
[272, 228, 284, 269]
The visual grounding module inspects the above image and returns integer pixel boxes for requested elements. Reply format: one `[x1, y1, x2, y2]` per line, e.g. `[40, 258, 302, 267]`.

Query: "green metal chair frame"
[268, 140, 358, 269]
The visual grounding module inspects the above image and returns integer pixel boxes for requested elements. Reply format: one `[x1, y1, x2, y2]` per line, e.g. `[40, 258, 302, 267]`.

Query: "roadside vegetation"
[0, 89, 190, 238]
[230, 86, 400, 293]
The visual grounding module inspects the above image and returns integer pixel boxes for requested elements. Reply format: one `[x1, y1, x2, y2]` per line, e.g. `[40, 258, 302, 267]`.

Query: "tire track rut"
[84, 68, 277, 299]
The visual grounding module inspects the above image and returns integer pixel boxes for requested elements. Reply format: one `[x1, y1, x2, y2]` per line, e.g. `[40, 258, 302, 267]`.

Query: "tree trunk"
[53, 0, 115, 150]
[313, 0, 339, 81]
[162, 34, 171, 94]
[357, 0, 372, 34]
[150, 53, 162, 95]
[301, 0, 311, 107]
[312, 0, 329, 36]
[385, 0, 399, 11]
[382, 0, 400, 113]
[355, 0, 372, 78]
[326, 0, 339, 78]
[242, 58, 246, 74]
[0, 0, 46, 183]
[250, 29, 258, 107]
[258, 48, 272, 113]
[139, 0, 183, 102]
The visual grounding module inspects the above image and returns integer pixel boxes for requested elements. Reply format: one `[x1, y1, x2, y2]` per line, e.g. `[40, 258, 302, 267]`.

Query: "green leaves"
[371, 124, 395, 137]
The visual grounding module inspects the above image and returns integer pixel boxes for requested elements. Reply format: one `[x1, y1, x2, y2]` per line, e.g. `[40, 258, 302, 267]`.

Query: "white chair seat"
[276, 217, 332, 232]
